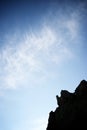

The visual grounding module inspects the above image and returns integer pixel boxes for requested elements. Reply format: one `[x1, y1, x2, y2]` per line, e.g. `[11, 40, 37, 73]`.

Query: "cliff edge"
[46, 80, 87, 129]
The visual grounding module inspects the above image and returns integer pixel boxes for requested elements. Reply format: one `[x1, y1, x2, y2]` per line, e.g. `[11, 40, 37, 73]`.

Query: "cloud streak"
[0, 3, 83, 91]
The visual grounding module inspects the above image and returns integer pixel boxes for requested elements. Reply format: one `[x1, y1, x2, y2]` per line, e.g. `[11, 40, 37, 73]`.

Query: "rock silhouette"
[46, 80, 87, 129]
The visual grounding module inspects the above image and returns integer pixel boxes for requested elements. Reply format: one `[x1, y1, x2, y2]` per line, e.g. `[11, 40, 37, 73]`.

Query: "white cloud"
[65, 11, 80, 39]
[0, 26, 56, 90]
[0, 24, 75, 90]
[26, 26, 56, 52]
[0, 9, 81, 90]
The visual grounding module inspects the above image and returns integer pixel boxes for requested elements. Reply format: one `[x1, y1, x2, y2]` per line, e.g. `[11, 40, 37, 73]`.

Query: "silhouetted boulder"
[56, 90, 74, 106]
[46, 80, 87, 129]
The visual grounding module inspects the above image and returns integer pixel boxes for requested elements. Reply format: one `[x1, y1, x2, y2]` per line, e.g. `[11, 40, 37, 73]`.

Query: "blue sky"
[0, 0, 87, 130]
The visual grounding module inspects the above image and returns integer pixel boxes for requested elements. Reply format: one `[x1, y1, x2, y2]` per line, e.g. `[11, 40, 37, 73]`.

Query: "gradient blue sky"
[0, 0, 87, 130]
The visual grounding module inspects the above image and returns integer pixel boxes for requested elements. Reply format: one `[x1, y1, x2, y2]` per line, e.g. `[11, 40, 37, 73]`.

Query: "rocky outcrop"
[46, 80, 87, 129]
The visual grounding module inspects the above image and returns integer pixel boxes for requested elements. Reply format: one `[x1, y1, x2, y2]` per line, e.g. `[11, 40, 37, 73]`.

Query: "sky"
[0, 0, 87, 130]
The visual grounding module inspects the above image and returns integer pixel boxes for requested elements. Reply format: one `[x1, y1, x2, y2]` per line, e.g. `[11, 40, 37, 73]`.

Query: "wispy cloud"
[0, 3, 83, 91]
[0, 24, 74, 90]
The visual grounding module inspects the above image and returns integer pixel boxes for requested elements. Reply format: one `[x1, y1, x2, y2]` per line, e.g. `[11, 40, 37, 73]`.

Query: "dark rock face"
[46, 80, 87, 129]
